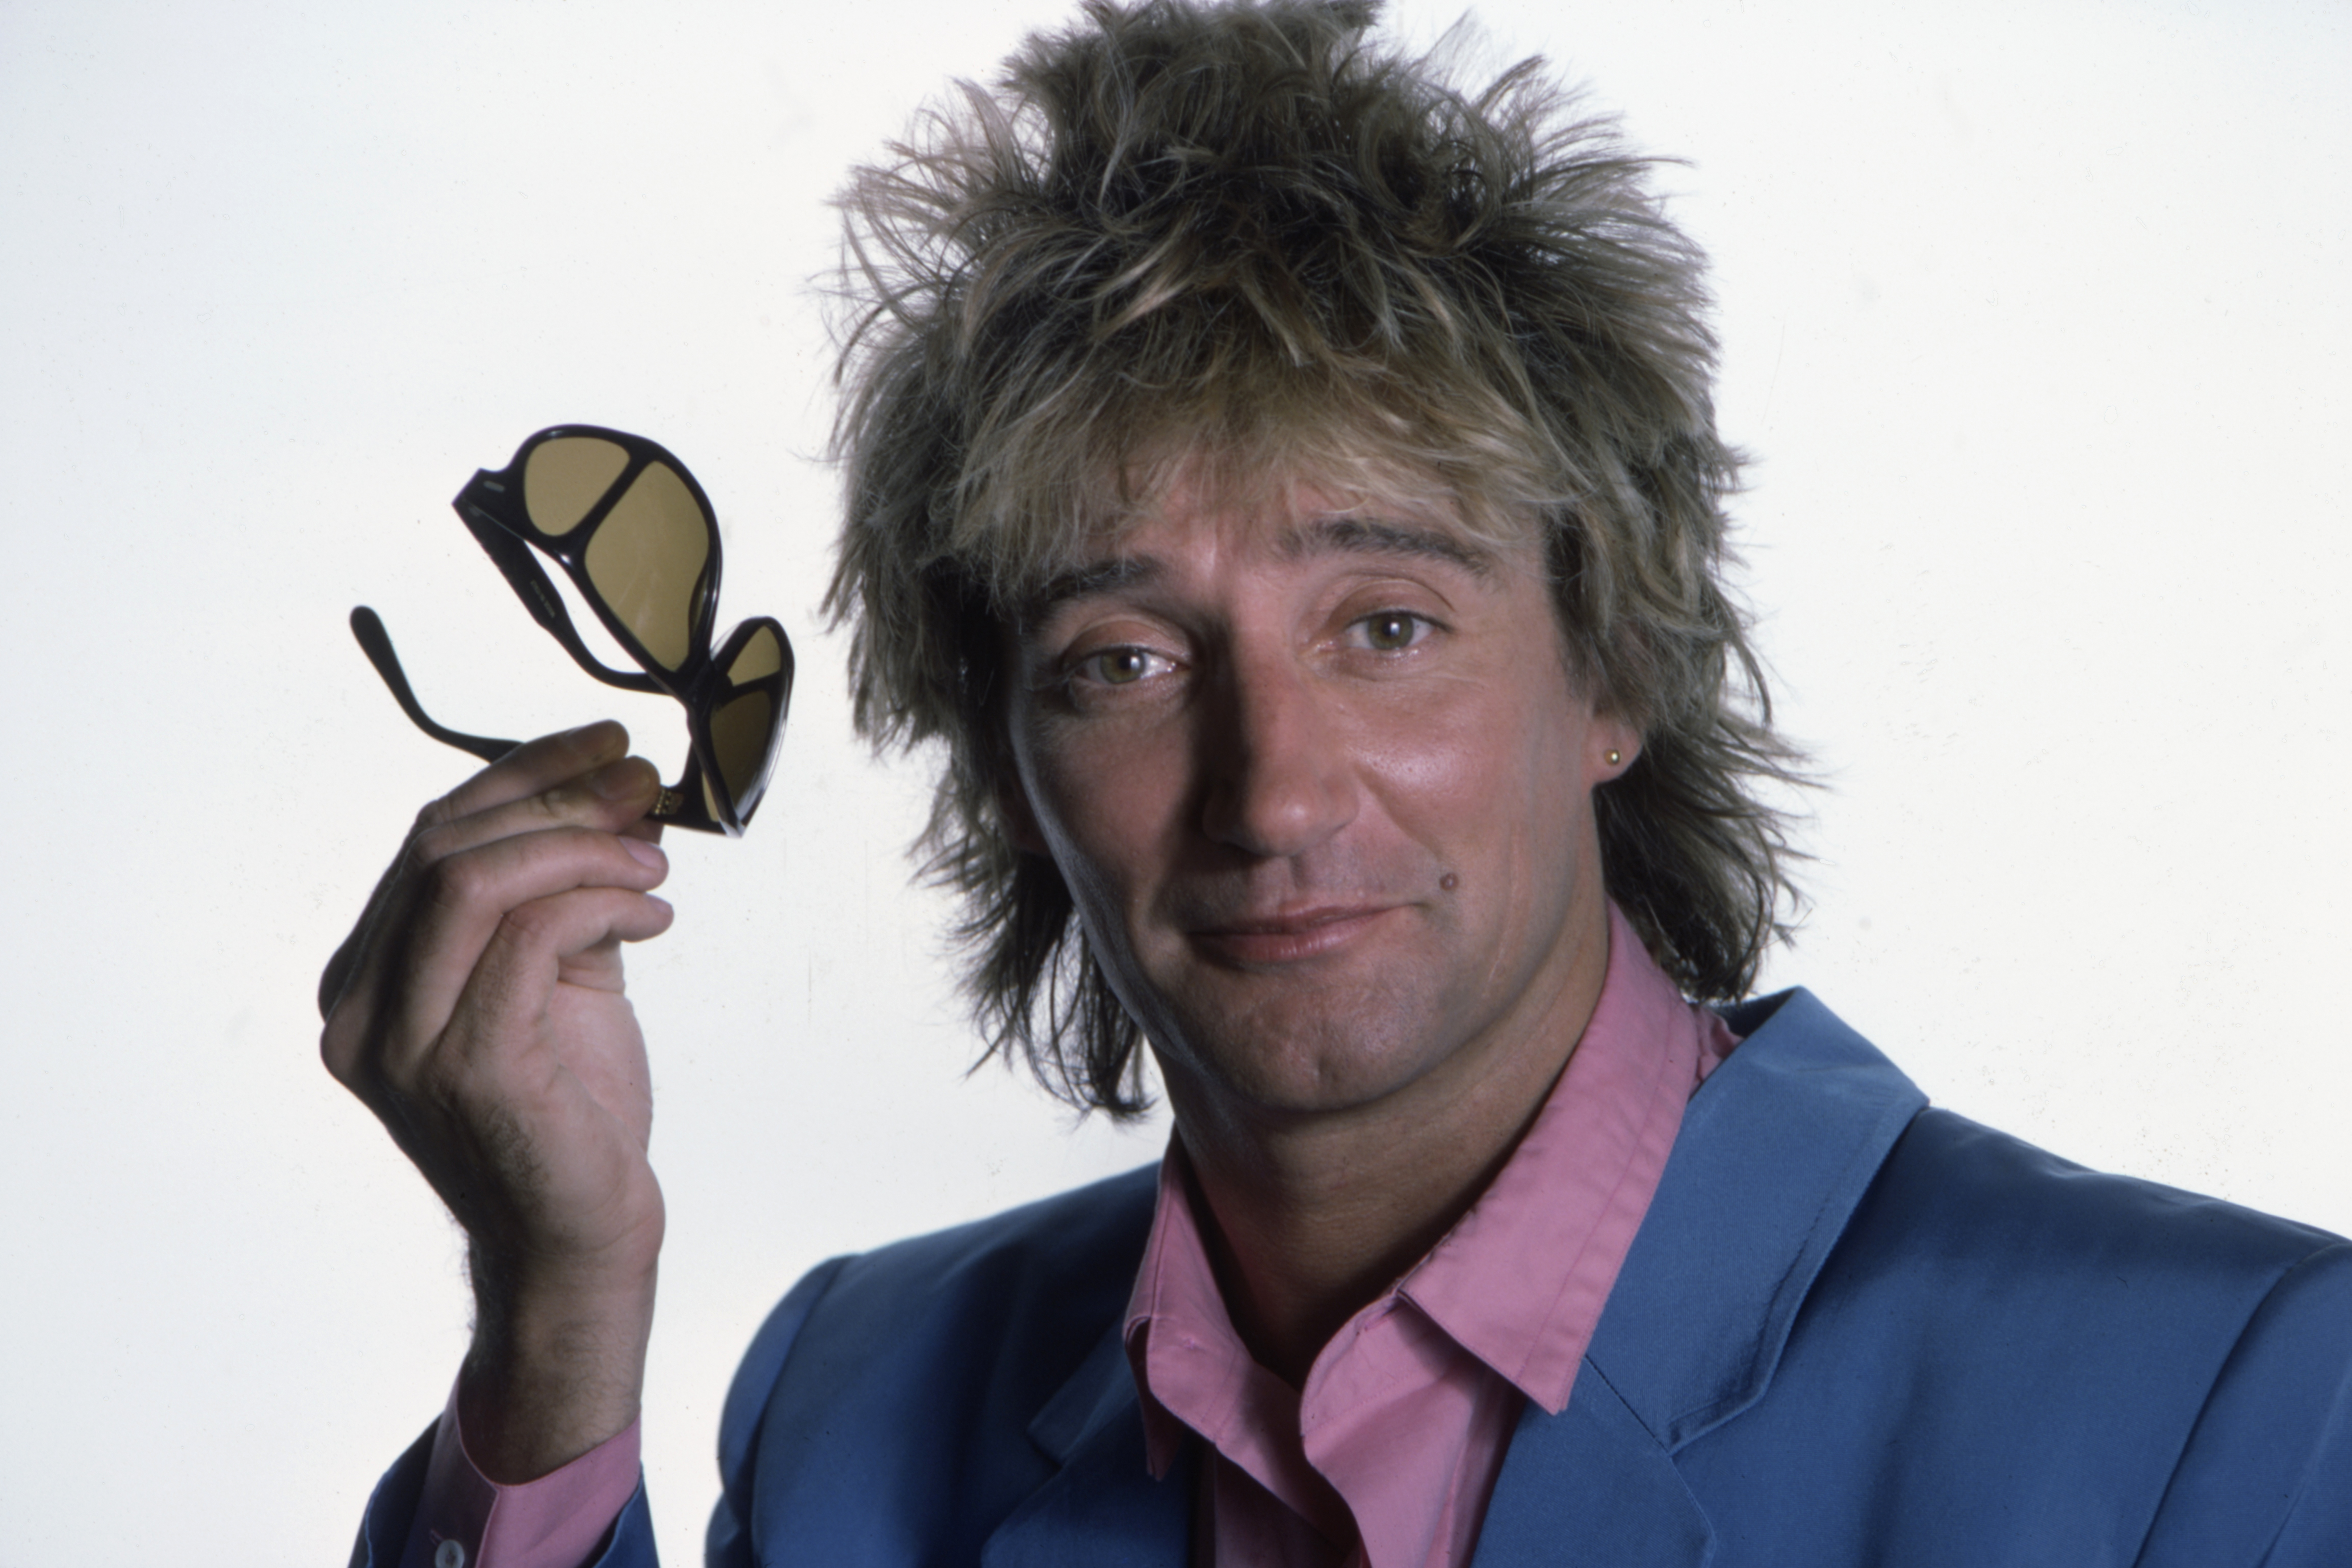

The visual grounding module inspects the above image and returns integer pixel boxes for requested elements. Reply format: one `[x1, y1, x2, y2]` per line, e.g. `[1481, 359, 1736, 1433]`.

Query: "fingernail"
[590, 758, 653, 799]
[621, 837, 666, 870]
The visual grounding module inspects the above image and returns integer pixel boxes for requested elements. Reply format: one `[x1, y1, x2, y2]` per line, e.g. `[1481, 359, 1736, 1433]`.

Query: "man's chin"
[1149, 991, 1462, 1125]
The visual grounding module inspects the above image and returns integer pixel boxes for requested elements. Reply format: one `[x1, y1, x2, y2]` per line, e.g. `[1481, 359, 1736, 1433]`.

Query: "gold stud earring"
[1606, 749, 1622, 766]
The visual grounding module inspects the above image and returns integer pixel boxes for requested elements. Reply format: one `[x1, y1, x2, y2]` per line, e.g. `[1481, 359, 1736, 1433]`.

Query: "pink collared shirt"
[405, 904, 1731, 1566]
[1124, 904, 1736, 1566]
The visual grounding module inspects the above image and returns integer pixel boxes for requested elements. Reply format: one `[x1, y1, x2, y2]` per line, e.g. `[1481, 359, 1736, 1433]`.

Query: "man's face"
[1004, 471, 1636, 1130]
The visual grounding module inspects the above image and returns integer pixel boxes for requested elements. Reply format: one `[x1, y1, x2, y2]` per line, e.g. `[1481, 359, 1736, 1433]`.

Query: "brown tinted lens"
[522, 437, 631, 536]
[726, 622, 785, 684]
[583, 462, 711, 670]
[709, 688, 777, 810]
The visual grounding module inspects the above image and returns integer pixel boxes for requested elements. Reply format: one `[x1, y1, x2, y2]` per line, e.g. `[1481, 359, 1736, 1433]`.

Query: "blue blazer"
[356, 991, 2352, 1564]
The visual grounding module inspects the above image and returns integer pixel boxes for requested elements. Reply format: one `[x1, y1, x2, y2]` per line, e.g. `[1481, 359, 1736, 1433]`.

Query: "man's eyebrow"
[1283, 515, 1498, 576]
[1020, 514, 1496, 622]
[1019, 557, 1162, 623]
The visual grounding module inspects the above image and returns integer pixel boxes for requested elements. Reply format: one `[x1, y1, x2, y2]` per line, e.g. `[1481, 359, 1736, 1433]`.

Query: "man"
[325, 2, 2352, 1563]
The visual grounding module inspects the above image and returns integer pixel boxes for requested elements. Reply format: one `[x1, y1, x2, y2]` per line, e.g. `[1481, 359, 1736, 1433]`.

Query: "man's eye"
[1356, 611, 1428, 652]
[1076, 646, 1166, 686]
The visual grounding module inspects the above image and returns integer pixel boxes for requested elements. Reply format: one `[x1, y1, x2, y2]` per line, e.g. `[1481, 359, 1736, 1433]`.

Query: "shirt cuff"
[399, 1378, 642, 1568]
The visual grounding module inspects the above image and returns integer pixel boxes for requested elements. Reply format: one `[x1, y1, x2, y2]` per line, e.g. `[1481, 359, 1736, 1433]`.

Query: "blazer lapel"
[1475, 1368, 1714, 1567]
[1477, 990, 1927, 1565]
[982, 1317, 1193, 1568]
[1584, 988, 1926, 1447]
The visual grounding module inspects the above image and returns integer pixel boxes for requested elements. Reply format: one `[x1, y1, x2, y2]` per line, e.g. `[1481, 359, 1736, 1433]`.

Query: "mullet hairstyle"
[827, 0, 1806, 1117]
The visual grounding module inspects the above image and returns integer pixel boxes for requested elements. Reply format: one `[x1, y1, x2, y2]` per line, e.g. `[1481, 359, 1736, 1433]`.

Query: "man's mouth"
[1187, 903, 1399, 965]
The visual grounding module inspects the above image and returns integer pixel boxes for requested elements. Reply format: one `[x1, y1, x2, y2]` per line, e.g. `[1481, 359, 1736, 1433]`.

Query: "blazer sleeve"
[346, 1255, 855, 1568]
[348, 1423, 434, 1568]
[704, 1256, 854, 1568]
[2135, 1240, 2352, 1566]
[344, 1423, 657, 1568]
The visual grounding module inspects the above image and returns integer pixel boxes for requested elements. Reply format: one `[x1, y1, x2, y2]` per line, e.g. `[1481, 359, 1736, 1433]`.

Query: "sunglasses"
[351, 425, 793, 836]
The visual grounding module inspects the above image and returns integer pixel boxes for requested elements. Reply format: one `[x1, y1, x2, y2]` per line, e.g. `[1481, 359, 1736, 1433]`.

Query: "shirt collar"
[1398, 901, 1724, 1411]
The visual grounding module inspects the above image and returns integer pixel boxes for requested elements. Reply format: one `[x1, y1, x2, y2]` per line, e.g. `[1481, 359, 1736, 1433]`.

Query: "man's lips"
[1186, 903, 1401, 964]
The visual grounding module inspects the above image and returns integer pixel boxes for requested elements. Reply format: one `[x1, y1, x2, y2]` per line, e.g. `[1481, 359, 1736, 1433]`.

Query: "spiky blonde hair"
[827, 0, 1803, 1115]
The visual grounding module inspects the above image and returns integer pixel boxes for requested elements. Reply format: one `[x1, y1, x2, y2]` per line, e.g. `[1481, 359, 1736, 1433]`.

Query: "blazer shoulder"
[1657, 1050, 2351, 1564]
[1861, 1106, 2346, 1289]
[838, 1159, 1161, 1296]
[732, 1160, 1158, 1425]
[710, 1164, 1161, 1565]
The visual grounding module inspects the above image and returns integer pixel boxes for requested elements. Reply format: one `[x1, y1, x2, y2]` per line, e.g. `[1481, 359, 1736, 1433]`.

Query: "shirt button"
[434, 1540, 467, 1568]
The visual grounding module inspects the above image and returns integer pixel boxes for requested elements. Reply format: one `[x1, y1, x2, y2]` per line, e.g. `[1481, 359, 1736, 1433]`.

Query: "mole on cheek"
[1440, 872, 1460, 892]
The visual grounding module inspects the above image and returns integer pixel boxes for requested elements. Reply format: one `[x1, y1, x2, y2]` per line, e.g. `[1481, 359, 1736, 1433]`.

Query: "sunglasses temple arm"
[456, 505, 663, 696]
[349, 607, 518, 767]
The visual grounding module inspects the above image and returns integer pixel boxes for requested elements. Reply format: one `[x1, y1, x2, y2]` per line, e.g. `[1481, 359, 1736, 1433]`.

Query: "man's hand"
[320, 721, 675, 1482]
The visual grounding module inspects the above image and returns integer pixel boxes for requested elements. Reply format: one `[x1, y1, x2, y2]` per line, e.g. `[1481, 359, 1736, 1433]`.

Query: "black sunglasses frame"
[352, 425, 792, 836]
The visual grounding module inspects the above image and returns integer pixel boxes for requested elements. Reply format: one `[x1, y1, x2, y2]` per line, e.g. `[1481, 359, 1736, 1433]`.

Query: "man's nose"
[1197, 651, 1359, 859]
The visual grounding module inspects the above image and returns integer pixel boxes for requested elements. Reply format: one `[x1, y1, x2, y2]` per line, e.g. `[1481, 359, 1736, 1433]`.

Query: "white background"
[3, 1, 2347, 1562]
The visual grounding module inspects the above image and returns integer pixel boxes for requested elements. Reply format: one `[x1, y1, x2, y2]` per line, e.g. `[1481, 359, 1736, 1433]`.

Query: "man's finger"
[318, 723, 645, 1022]
[421, 721, 634, 827]
[322, 826, 669, 1088]
[460, 886, 680, 1047]
[408, 756, 665, 871]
